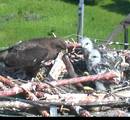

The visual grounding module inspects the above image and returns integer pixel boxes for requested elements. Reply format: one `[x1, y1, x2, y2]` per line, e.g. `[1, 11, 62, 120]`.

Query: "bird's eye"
[93, 56, 97, 58]
[85, 43, 89, 45]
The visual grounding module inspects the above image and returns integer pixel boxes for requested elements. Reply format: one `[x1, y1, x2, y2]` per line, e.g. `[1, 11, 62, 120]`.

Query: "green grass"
[0, 0, 130, 47]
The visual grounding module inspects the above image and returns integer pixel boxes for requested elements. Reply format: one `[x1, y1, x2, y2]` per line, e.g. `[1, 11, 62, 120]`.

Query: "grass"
[0, 0, 130, 48]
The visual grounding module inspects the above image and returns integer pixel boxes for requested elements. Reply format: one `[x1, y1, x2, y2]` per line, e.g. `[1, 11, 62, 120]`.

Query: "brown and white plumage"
[86, 49, 108, 91]
[0, 37, 67, 77]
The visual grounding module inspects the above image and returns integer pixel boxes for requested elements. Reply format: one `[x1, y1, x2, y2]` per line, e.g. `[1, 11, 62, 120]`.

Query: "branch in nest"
[48, 52, 66, 80]
[0, 82, 35, 96]
[66, 42, 81, 50]
[0, 71, 117, 97]
[0, 75, 16, 87]
[33, 93, 119, 106]
[92, 109, 130, 117]
[62, 54, 83, 90]
[50, 71, 118, 87]
[0, 101, 32, 109]
[0, 82, 8, 91]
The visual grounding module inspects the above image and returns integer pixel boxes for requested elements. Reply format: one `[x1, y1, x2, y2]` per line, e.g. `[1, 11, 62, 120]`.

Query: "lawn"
[0, 0, 130, 47]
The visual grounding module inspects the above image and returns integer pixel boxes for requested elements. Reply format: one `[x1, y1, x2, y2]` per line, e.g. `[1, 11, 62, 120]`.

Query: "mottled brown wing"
[5, 46, 48, 68]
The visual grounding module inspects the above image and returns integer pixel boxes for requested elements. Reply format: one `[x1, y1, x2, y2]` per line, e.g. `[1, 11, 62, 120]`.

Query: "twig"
[0, 82, 8, 90]
[0, 101, 32, 109]
[0, 71, 117, 97]
[48, 52, 66, 80]
[62, 54, 83, 90]
[0, 82, 34, 96]
[92, 109, 130, 117]
[0, 75, 16, 87]
[50, 71, 117, 87]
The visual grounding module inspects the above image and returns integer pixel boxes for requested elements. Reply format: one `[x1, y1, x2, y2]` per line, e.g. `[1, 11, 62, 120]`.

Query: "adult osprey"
[0, 37, 67, 77]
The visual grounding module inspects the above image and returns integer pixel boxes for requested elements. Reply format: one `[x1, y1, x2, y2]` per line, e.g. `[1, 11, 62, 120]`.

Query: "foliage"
[0, 0, 129, 47]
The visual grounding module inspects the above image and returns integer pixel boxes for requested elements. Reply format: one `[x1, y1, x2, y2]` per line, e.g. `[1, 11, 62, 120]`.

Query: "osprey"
[80, 37, 93, 53]
[80, 37, 93, 59]
[80, 37, 106, 90]
[0, 37, 67, 77]
[86, 49, 107, 91]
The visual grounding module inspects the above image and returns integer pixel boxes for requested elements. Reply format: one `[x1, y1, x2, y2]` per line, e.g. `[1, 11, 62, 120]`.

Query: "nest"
[0, 38, 130, 117]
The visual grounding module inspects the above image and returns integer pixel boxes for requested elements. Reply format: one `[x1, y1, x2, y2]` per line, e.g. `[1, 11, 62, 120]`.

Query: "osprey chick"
[80, 37, 93, 59]
[87, 49, 107, 91]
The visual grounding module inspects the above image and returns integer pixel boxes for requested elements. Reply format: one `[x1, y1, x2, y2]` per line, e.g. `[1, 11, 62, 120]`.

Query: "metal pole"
[124, 25, 129, 49]
[77, 0, 84, 43]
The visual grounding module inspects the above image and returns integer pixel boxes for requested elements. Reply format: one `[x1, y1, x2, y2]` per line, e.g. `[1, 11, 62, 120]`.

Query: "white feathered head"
[88, 49, 101, 66]
[80, 37, 93, 52]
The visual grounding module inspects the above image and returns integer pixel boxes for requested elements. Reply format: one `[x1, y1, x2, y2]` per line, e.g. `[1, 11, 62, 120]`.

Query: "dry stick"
[27, 94, 50, 117]
[38, 108, 50, 117]
[26, 94, 130, 109]
[0, 91, 126, 109]
[0, 82, 35, 96]
[0, 93, 129, 117]
[92, 109, 130, 117]
[50, 71, 117, 87]
[0, 101, 32, 109]
[0, 71, 117, 97]
[62, 54, 86, 116]
[62, 54, 78, 77]
[18, 84, 50, 117]
[22, 83, 52, 117]
[0, 75, 16, 87]
[0, 97, 48, 117]
[62, 54, 83, 90]
[0, 96, 43, 107]
[48, 52, 66, 80]
[0, 82, 8, 90]
[0, 93, 126, 108]
[1, 93, 123, 108]
[0, 96, 49, 117]
[66, 42, 81, 49]
[0, 86, 24, 96]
